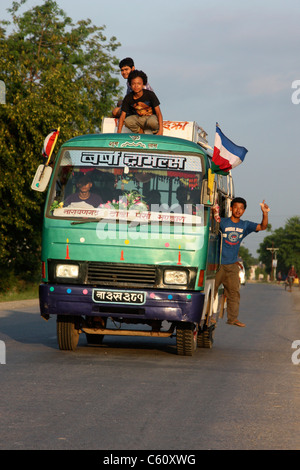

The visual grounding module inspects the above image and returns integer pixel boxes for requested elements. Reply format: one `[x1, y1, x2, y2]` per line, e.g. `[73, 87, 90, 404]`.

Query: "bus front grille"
[87, 262, 157, 288]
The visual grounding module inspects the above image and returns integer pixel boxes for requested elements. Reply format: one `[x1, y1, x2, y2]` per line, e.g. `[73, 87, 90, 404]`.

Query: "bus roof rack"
[101, 118, 212, 149]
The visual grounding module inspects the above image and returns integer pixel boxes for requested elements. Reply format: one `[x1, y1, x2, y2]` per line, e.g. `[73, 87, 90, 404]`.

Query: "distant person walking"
[286, 265, 297, 291]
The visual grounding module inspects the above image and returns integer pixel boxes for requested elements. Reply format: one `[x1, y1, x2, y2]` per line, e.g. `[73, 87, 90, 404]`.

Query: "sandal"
[226, 320, 246, 327]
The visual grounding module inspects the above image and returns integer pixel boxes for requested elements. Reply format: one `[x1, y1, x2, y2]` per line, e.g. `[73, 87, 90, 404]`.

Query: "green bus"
[34, 120, 234, 355]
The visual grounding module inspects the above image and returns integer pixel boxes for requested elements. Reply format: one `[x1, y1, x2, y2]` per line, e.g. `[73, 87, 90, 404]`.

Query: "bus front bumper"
[39, 284, 205, 324]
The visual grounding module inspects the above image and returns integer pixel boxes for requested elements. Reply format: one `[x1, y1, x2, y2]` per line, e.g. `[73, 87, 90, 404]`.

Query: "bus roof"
[61, 133, 210, 157]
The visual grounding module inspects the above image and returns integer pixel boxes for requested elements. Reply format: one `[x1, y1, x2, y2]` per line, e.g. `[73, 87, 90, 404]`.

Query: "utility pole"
[267, 244, 279, 281]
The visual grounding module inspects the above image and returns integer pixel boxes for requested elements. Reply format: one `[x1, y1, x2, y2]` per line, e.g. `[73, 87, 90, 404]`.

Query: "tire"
[197, 291, 215, 348]
[197, 325, 215, 349]
[176, 322, 197, 356]
[57, 315, 80, 351]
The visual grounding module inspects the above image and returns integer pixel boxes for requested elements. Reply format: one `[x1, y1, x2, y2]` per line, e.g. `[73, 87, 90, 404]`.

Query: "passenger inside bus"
[176, 186, 190, 210]
[146, 189, 161, 207]
[51, 163, 202, 217]
[64, 174, 103, 208]
[95, 172, 116, 202]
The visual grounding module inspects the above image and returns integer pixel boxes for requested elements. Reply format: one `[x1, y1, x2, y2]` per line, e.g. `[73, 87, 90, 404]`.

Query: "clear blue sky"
[2, 0, 300, 257]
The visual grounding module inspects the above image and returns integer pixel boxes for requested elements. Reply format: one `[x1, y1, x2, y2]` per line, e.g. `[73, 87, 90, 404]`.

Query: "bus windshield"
[47, 148, 203, 223]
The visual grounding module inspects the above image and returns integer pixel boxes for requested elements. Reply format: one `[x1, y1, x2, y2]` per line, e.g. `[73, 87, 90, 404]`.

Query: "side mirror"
[201, 179, 217, 206]
[31, 164, 52, 192]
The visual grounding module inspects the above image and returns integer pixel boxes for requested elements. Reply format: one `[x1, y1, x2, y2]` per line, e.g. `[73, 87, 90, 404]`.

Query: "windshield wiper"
[71, 218, 102, 225]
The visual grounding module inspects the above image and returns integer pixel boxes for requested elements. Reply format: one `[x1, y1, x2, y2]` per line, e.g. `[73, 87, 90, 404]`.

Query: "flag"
[42, 128, 60, 162]
[211, 124, 247, 174]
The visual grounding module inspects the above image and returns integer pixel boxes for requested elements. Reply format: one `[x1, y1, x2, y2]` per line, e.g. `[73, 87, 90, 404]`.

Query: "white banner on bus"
[53, 206, 203, 226]
[61, 150, 202, 172]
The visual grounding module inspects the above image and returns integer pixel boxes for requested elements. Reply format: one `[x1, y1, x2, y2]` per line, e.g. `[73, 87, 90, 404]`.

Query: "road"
[0, 283, 300, 451]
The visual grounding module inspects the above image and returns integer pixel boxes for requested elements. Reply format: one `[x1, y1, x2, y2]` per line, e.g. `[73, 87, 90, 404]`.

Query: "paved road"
[0, 283, 300, 451]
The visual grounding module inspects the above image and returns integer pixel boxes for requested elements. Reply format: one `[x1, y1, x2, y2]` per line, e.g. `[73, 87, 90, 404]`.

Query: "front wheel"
[176, 322, 197, 356]
[57, 315, 80, 351]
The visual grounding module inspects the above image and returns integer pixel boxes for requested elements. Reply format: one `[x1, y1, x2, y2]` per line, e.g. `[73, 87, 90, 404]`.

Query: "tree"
[257, 217, 300, 276]
[0, 0, 121, 286]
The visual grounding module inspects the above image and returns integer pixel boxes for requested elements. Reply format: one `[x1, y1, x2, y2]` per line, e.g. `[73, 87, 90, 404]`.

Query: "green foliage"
[0, 0, 121, 287]
[254, 265, 267, 282]
[257, 216, 300, 275]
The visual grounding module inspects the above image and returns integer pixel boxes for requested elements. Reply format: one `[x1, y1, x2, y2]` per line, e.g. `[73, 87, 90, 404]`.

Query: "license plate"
[93, 289, 146, 305]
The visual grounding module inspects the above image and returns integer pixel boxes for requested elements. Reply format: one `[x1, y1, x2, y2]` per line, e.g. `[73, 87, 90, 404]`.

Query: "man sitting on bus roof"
[112, 57, 153, 118]
[117, 70, 163, 135]
[214, 197, 270, 327]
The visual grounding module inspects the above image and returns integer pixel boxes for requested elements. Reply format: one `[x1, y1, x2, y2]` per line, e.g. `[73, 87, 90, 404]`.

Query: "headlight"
[56, 264, 79, 279]
[164, 270, 188, 285]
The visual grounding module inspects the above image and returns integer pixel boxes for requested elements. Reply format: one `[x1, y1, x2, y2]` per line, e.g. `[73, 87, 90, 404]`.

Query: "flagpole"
[206, 122, 220, 204]
[45, 126, 60, 166]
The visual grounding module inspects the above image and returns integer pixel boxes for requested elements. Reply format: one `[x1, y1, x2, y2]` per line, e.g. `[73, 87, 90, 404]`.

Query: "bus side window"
[210, 209, 218, 234]
[210, 192, 220, 234]
[225, 197, 232, 217]
[219, 194, 226, 218]
[210, 191, 226, 234]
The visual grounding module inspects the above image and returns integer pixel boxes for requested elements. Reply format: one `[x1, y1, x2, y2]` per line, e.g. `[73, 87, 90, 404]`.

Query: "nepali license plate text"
[93, 289, 145, 305]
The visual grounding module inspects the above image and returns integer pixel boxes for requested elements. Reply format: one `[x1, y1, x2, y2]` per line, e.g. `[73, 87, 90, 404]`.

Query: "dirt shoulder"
[0, 298, 39, 311]
[291, 287, 300, 312]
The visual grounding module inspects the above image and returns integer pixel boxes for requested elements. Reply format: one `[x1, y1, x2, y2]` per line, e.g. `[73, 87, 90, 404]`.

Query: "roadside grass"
[0, 282, 39, 302]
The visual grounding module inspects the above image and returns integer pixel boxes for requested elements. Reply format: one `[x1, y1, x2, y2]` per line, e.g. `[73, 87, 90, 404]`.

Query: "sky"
[2, 0, 300, 257]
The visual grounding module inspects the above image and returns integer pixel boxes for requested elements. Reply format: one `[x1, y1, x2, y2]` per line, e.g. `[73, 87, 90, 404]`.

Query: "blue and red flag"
[211, 124, 248, 174]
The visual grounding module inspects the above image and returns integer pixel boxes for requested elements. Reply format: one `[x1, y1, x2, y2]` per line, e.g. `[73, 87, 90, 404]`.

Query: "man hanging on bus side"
[214, 197, 270, 327]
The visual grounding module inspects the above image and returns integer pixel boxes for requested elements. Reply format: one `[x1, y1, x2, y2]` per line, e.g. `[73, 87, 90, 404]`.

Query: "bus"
[34, 119, 234, 356]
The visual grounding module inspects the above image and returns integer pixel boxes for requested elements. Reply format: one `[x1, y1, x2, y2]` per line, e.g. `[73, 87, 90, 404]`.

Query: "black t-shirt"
[64, 192, 103, 207]
[121, 90, 160, 117]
